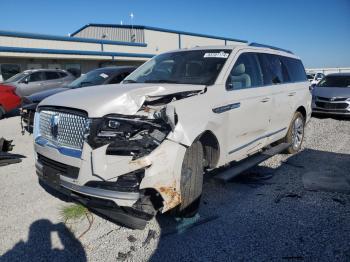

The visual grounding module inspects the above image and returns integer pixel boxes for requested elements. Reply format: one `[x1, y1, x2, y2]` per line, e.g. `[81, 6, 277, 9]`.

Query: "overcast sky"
[1, 0, 349, 68]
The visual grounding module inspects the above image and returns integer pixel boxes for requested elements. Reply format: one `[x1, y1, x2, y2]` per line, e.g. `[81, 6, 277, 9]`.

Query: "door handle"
[260, 97, 270, 103]
[288, 92, 296, 96]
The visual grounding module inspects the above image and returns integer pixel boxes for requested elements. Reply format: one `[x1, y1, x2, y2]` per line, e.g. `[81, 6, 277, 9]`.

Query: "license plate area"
[42, 166, 61, 189]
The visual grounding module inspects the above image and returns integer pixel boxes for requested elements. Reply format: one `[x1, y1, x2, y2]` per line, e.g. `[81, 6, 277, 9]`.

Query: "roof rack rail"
[249, 42, 294, 54]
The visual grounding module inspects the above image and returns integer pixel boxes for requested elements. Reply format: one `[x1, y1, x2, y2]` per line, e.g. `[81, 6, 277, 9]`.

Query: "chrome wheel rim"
[291, 117, 304, 150]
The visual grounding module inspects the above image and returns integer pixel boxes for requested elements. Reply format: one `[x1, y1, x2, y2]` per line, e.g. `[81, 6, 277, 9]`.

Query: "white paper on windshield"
[204, 51, 230, 58]
[100, 73, 109, 78]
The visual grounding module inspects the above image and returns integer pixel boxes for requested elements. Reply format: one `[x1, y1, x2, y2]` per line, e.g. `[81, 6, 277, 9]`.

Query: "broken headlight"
[87, 115, 172, 159]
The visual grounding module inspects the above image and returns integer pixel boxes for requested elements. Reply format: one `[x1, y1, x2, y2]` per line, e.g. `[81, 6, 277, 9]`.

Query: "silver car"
[2, 69, 75, 97]
[312, 73, 350, 116]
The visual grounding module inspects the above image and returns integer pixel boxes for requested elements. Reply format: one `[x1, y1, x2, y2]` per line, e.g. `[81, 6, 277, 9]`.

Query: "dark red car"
[0, 84, 21, 119]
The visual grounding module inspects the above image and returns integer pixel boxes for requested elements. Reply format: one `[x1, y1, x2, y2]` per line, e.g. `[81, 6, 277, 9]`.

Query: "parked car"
[308, 72, 325, 86]
[2, 69, 75, 97]
[21, 66, 136, 130]
[0, 84, 21, 119]
[33, 45, 311, 229]
[312, 73, 350, 116]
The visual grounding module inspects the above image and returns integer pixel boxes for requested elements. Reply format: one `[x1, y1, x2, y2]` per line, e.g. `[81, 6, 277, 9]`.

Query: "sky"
[0, 0, 349, 68]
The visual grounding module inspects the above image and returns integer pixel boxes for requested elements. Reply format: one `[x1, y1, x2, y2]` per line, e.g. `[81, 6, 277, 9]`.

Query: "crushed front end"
[33, 105, 185, 229]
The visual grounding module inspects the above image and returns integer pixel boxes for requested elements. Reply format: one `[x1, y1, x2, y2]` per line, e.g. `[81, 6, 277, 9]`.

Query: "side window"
[226, 53, 263, 90]
[281, 57, 307, 82]
[109, 72, 130, 84]
[28, 72, 43, 82]
[258, 54, 285, 85]
[45, 72, 60, 80]
[59, 72, 68, 78]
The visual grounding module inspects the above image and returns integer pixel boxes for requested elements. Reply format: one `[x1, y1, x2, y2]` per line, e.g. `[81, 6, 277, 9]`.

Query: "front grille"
[315, 101, 349, 110]
[39, 109, 88, 150]
[38, 154, 79, 179]
[316, 96, 347, 102]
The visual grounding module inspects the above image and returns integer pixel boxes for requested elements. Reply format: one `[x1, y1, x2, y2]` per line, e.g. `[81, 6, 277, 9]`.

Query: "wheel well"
[296, 106, 306, 119]
[198, 131, 220, 169]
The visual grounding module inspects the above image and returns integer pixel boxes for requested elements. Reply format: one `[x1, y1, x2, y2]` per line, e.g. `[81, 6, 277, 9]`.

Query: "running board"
[214, 143, 290, 183]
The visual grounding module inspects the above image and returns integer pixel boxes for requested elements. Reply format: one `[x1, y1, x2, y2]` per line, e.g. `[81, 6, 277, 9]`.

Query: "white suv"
[33, 44, 311, 229]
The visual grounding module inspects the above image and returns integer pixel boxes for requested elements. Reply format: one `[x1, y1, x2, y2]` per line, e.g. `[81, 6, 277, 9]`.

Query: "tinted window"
[59, 72, 68, 78]
[0, 64, 21, 81]
[109, 72, 130, 84]
[226, 53, 263, 90]
[28, 72, 43, 82]
[281, 57, 307, 82]
[317, 75, 350, 88]
[68, 70, 111, 88]
[45, 72, 60, 80]
[258, 54, 285, 85]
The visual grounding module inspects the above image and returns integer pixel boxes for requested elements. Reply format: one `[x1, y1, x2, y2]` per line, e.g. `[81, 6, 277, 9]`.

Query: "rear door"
[42, 71, 63, 90]
[224, 52, 273, 160]
[258, 53, 292, 133]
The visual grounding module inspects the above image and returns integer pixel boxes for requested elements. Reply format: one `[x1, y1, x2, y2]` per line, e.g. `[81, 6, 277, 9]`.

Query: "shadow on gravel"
[1, 219, 86, 262]
[149, 149, 350, 261]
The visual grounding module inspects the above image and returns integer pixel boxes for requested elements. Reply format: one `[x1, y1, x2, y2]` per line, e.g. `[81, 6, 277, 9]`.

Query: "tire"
[283, 112, 305, 154]
[0, 106, 5, 119]
[172, 141, 204, 217]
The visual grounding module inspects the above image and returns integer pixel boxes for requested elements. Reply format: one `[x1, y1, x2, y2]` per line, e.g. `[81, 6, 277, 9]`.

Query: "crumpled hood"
[39, 83, 205, 117]
[313, 86, 350, 98]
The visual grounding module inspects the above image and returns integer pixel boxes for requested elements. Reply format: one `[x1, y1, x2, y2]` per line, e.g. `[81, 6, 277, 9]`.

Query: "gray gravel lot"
[0, 115, 349, 262]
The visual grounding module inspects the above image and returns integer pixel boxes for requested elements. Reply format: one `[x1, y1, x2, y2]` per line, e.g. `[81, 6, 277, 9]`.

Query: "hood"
[39, 83, 205, 117]
[313, 86, 350, 98]
[27, 87, 69, 103]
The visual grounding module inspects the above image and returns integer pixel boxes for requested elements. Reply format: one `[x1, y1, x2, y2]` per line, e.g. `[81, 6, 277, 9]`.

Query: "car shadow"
[149, 148, 350, 261]
[1, 219, 87, 262]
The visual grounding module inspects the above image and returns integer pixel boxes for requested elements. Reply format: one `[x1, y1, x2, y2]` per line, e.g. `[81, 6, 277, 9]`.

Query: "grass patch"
[60, 204, 88, 222]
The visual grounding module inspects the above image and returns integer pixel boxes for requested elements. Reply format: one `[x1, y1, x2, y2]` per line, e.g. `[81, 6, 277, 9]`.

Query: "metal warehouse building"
[0, 24, 246, 81]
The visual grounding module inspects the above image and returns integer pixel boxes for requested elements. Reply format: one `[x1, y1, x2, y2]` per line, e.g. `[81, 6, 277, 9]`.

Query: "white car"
[33, 44, 311, 229]
[308, 72, 325, 86]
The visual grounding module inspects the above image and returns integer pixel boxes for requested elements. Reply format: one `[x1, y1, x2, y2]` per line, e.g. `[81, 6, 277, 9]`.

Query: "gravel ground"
[0, 114, 349, 262]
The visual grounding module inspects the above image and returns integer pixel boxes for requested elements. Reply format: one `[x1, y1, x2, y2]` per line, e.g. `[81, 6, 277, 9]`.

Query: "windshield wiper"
[144, 79, 179, 84]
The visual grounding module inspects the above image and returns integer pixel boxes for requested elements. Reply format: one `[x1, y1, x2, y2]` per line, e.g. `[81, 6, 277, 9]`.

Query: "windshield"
[123, 49, 232, 85]
[317, 75, 350, 88]
[68, 70, 112, 88]
[3, 72, 29, 83]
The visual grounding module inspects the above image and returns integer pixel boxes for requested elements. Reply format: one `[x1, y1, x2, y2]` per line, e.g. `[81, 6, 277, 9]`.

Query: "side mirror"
[22, 78, 29, 84]
[226, 76, 234, 90]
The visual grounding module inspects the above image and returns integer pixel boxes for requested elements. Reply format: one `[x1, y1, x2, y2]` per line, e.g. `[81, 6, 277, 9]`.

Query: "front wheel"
[172, 141, 204, 218]
[283, 112, 305, 154]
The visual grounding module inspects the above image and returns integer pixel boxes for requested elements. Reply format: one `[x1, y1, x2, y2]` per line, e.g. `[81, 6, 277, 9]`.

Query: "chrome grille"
[39, 110, 88, 150]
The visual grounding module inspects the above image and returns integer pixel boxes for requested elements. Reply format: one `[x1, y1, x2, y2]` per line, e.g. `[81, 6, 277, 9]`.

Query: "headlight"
[87, 115, 172, 159]
[33, 112, 41, 139]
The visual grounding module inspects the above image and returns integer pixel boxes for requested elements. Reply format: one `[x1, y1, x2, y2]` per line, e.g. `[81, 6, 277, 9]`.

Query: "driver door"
[17, 72, 45, 96]
[224, 52, 273, 161]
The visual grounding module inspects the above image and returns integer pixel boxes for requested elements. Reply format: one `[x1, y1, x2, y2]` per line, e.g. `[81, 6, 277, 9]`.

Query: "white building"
[0, 23, 246, 80]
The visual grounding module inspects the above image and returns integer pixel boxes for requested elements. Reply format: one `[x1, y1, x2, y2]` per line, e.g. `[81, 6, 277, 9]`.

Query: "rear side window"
[226, 53, 263, 90]
[281, 57, 307, 82]
[258, 54, 286, 85]
[45, 72, 60, 80]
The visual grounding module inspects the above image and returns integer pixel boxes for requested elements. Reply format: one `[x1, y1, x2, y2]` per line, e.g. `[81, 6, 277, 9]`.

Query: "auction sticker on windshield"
[204, 51, 230, 58]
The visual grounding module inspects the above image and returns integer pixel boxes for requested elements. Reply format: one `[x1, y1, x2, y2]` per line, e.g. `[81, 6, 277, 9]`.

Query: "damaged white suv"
[34, 44, 311, 229]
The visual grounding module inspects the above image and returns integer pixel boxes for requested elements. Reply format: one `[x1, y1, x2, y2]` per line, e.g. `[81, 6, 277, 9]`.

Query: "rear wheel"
[283, 112, 305, 154]
[172, 141, 204, 217]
